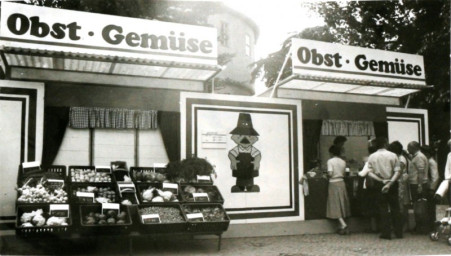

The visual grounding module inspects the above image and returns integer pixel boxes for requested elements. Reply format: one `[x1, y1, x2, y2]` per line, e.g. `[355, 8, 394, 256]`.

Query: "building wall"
[208, 10, 258, 95]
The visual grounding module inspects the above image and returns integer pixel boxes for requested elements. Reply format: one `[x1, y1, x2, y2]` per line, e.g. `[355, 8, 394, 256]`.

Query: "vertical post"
[135, 129, 139, 166]
[270, 51, 291, 98]
[89, 128, 94, 165]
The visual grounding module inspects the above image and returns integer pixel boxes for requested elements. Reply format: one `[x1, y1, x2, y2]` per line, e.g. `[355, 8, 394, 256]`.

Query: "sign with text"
[0, 2, 217, 65]
[22, 161, 41, 175]
[141, 214, 161, 224]
[49, 204, 70, 217]
[197, 175, 211, 183]
[102, 203, 120, 215]
[162, 183, 178, 194]
[290, 39, 426, 85]
[76, 192, 95, 203]
[186, 212, 204, 221]
[46, 178, 65, 190]
[193, 192, 210, 202]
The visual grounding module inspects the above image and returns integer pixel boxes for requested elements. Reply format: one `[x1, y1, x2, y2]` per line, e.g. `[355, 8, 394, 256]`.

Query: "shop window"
[138, 130, 169, 166]
[245, 34, 251, 57]
[93, 129, 135, 166]
[219, 21, 229, 47]
[53, 128, 90, 166]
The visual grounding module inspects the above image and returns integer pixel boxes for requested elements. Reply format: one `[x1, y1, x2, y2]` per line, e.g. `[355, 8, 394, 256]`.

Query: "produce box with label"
[137, 204, 187, 233]
[16, 204, 71, 237]
[17, 173, 68, 204]
[136, 183, 181, 203]
[79, 204, 132, 235]
[130, 167, 169, 183]
[70, 184, 119, 204]
[181, 185, 224, 204]
[69, 166, 113, 183]
[181, 203, 230, 233]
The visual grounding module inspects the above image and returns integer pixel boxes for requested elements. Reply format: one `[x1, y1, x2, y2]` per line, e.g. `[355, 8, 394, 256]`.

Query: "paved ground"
[1, 232, 451, 255]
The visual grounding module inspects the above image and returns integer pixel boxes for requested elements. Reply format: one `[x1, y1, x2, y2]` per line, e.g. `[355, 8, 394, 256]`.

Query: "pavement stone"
[2, 232, 451, 255]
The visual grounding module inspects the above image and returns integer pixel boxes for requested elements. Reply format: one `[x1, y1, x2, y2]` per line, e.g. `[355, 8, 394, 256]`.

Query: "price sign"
[96, 166, 111, 173]
[186, 213, 204, 221]
[117, 183, 136, 195]
[22, 161, 41, 175]
[162, 183, 178, 194]
[197, 175, 211, 183]
[46, 179, 65, 189]
[193, 192, 210, 202]
[102, 203, 120, 215]
[50, 204, 70, 217]
[141, 214, 161, 224]
[76, 192, 95, 203]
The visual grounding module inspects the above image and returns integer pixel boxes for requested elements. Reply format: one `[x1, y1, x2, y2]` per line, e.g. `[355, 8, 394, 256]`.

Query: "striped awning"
[0, 46, 221, 91]
[258, 74, 432, 106]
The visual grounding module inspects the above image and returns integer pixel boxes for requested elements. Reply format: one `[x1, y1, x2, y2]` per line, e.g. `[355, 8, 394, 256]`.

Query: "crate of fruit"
[137, 204, 187, 233]
[16, 204, 71, 237]
[70, 183, 119, 204]
[16, 174, 69, 204]
[181, 203, 230, 233]
[180, 185, 224, 204]
[79, 204, 132, 235]
[69, 166, 113, 183]
[136, 183, 181, 204]
[130, 166, 169, 183]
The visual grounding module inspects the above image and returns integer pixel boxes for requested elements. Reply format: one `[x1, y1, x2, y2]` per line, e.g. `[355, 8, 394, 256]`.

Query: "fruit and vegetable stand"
[14, 163, 230, 253]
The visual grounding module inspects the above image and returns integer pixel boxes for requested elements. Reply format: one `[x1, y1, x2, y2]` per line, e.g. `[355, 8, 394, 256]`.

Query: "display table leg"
[218, 234, 222, 251]
[128, 235, 133, 256]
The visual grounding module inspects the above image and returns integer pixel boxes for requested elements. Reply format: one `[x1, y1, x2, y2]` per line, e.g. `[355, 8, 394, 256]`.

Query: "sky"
[223, 0, 325, 59]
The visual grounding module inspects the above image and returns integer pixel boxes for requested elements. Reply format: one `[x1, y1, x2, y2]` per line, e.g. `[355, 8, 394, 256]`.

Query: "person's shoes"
[337, 226, 349, 235]
[379, 234, 391, 240]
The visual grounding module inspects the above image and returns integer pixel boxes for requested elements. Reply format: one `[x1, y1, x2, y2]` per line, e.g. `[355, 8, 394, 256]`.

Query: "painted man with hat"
[228, 113, 261, 192]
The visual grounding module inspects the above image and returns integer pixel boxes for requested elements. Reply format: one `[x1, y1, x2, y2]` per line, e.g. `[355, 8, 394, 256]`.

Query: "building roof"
[218, 3, 260, 42]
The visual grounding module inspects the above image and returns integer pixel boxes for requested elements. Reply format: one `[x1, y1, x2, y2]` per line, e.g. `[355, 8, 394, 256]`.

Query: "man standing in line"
[407, 141, 430, 202]
[367, 137, 402, 240]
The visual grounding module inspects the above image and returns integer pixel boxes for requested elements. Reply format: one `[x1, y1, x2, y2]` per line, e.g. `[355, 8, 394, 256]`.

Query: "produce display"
[138, 206, 185, 223]
[181, 185, 222, 202]
[182, 205, 227, 222]
[17, 183, 68, 204]
[82, 209, 128, 225]
[72, 186, 117, 203]
[140, 186, 178, 203]
[71, 169, 112, 183]
[19, 209, 68, 227]
[133, 171, 168, 183]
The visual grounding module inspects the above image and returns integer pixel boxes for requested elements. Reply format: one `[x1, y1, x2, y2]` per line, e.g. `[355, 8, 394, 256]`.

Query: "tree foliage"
[251, 0, 450, 166]
[24, 0, 221, 26]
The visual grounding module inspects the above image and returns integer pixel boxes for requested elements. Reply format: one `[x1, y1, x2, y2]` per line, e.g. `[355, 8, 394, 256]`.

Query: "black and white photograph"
[0, 0, 449, 255]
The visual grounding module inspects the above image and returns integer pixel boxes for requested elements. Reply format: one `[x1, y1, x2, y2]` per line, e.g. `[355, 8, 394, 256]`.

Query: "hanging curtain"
[41, 106, 69, 169]
[321, 120, 375, 136]
[69, 107, 158, 129]
[303, 120, 323, 171]
[158, 111, 181, 162]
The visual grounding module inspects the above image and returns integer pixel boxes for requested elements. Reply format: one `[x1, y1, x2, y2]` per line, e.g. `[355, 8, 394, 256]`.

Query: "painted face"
[231, 134, 258, 148]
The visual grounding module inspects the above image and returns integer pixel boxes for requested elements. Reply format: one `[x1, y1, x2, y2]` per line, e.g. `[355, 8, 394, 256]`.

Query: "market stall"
[258, 38, 431, 220]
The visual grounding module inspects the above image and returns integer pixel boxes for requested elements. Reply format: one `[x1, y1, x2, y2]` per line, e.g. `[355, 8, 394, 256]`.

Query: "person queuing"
[358, 139, 379, 232]
[333, 136, 348, 160]
[421, 145, 439, 231]
[407, 141, 430, 202]
[366, 137, 402, 240]
[435, 139, 451, 202]
[387, 141, 410, 232]
[326, 144, 351, 235]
